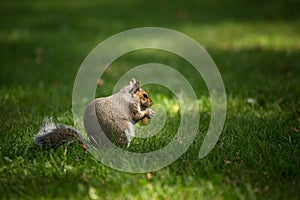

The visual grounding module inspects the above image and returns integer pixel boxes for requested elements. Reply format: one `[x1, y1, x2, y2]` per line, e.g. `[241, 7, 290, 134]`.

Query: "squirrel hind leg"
[125, 122, 135, 147]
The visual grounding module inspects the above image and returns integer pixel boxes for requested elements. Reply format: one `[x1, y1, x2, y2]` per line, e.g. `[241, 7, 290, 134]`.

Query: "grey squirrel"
[34, 78, 155, 149]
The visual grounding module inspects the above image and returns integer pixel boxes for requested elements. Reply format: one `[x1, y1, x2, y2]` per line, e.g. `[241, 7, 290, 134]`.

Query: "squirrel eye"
[143, 93, 148, 98]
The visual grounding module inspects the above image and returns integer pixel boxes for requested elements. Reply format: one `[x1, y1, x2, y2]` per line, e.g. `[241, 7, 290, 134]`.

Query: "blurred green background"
[0, 0, 299, 199]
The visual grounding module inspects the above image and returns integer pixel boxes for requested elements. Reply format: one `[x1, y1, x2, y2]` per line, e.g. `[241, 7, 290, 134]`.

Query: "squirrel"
[34, 78, 155, 149]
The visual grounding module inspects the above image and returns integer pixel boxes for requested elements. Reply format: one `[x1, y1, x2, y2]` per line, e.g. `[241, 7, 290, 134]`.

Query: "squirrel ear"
[130, 78, 137, 86]
[130, 81, 140, 94]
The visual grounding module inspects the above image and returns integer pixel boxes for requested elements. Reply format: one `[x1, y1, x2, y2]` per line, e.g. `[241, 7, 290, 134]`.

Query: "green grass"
[1, 0, 300, 199]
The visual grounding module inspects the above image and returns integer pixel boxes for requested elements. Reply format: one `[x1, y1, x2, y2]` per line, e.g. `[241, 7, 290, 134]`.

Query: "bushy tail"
[34, 118, 86, 149]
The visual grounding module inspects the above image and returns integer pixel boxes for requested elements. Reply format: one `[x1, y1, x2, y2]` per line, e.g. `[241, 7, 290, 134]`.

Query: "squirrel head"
[137, 88, 153, 109]
[129, 78, 153, 109]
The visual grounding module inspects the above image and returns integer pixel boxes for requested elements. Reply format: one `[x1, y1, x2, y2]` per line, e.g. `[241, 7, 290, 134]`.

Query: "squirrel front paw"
[148, 108, 155, 118]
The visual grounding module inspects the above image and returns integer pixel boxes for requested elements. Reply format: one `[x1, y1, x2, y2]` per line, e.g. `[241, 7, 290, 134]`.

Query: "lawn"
[1, 0, 300, 199]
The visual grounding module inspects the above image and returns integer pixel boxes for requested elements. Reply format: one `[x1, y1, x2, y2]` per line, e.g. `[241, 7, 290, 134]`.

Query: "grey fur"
[34, 78, 155, 149]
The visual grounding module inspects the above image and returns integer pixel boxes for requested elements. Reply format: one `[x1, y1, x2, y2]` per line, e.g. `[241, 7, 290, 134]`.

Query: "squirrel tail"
[34, 117, 86, 149]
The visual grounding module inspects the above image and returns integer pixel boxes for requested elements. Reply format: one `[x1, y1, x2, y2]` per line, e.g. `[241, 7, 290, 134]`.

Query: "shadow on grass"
[1, 0, 299, 31]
